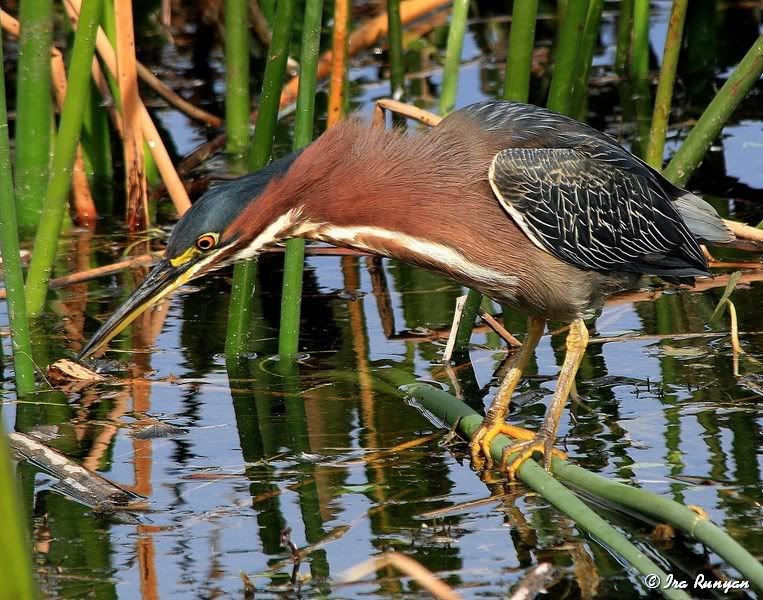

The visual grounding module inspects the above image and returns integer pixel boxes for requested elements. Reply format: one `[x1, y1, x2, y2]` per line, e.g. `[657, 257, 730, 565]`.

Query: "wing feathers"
[489, 147, 709, 277]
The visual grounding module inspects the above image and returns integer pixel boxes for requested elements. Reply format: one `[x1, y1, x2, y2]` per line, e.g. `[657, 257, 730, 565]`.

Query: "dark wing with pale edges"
[488, 147, 709, 277]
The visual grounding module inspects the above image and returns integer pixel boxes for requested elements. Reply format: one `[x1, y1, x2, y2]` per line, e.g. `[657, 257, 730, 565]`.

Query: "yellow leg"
[469, 316, 546, 469]
[501, 318, 589, 479]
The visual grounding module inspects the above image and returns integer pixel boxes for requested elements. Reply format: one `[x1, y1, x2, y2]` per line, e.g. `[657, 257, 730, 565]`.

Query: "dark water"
[2, 2, 763, 598]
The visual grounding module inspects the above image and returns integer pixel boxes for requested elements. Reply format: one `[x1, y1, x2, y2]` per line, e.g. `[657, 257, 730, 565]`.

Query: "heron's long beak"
[78, 258, 197, 360]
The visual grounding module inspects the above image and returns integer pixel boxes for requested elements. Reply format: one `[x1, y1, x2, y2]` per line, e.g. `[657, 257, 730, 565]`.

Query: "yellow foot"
[500, 430, 567, 480]
[469, 420, 544, 470]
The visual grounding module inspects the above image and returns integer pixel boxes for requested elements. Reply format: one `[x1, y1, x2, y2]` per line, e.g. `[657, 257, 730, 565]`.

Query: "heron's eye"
[195, 234, 217, 251]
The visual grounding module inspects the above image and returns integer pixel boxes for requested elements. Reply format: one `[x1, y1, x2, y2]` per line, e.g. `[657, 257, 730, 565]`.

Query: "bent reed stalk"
[404, 383, 763, 594]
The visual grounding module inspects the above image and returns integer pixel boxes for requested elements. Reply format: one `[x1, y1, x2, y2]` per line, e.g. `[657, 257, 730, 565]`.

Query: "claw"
[469, 420, 545, 471]
[500, 432, 567, 480]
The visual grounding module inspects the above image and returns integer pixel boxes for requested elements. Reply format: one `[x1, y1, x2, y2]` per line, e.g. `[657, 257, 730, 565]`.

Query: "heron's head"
[78, 152, 302, 359]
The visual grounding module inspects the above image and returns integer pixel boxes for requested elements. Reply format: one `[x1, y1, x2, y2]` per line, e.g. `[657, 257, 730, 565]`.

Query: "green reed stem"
[0, 420, 36, 600]
[226, 0, 297, 355]
[14, 0, 54, 236]
[502, 0, 538, 102]
[664, 35, 763, 188]
[225, 0, 250, 154]
[278, 0, 323, 364]
[631, 0, 650, 81]
[25, 0, 102, 317]
[547, 0, 588, 116]
[406, 383, 763, 595]
[645, 0, 688, 169]
[387, 0, 405, 99]
[614, 0, 634, 76]
[570, 0, 605, 119]
[439, 0, 469, 115]
[0, 39, 36, 395]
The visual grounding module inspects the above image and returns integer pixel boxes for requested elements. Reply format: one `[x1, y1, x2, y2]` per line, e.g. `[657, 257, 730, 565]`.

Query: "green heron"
[79, 100, 733, 478]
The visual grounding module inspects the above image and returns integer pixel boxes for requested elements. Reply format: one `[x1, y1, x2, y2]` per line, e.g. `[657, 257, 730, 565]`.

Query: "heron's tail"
[674, 192, 735, 243]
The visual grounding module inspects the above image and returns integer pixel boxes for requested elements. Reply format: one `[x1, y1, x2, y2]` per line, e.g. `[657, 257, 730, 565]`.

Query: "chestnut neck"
[229, 118, 490, 248]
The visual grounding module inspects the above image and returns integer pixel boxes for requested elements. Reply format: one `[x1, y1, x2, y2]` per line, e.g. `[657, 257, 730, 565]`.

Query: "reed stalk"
[278, 0, 323, 364]
[438, 0, 469, 115]
[115, 0, 148, 232]
[645, 0, 688, 169]
[327, 0, 350, 126]
[663, 34, 763, 188]
[405, 383, 763, 594]
[387, 0, 405, 100]
[546, 0, 588, 116]
[225, 0, 250, 154]
[614, 0, 634, 76]
[14, 0, 53, 236]
[570, 0, 605, 119]
[80, 77, 114, 214]
[502, 0, 538, 103]
[25, 0, 103, 317]
[226, 0, 298, 355]
[631, 0, 650, 81]
[0, 38, 36, 395]
[0, 420, 36, 600]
